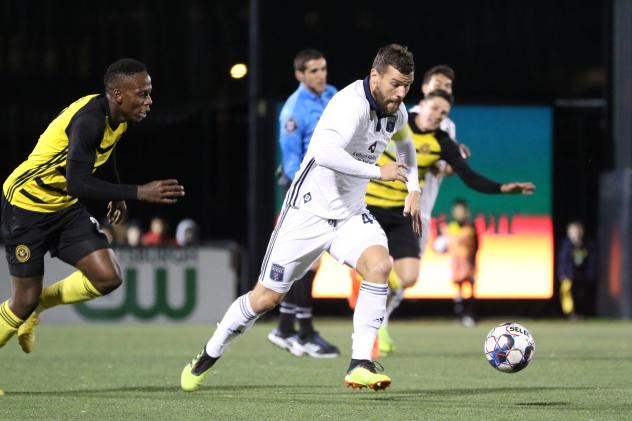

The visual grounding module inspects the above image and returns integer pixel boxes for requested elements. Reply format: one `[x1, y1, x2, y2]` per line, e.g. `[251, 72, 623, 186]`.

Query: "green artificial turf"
[1, 319, 630, 420]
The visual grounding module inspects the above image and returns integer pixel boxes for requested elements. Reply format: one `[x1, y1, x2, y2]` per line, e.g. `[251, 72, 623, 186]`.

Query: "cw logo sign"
[75, 268, 197, 320]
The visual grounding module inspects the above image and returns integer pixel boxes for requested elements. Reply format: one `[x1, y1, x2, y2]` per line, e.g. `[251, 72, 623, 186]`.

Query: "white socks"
[383, 287, 405, 328]
[352, 281, 388, 360]
[205, 293, 260, 358]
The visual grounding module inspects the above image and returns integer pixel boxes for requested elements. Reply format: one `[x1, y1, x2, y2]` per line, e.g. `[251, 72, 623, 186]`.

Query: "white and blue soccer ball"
[484, 322, 535, 373]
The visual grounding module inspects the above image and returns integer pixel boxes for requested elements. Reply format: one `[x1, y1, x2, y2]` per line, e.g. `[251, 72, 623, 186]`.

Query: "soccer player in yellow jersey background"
[362, 89, 534, 355]
[0, 59, 185, 393]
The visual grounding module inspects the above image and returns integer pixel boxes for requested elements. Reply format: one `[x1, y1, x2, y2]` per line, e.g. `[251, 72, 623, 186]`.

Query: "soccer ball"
[484, 322, 535, 373]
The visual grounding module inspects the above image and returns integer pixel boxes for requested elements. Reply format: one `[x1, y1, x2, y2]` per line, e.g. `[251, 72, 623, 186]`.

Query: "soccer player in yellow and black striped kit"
[365, 89, 534, 354]
[0, 59, 184, 393]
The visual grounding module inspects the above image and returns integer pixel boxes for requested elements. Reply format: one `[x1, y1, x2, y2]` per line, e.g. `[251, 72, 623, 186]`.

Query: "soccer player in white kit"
[180, 44, 422, 392]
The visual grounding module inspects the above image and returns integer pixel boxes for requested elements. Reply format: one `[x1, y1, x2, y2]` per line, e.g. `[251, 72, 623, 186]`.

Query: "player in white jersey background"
[180, 44, 422, 392]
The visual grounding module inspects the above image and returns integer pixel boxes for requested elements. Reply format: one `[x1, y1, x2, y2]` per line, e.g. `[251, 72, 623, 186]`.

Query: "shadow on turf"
[6, 384, 329, 396]
[356, 386, 593, 402]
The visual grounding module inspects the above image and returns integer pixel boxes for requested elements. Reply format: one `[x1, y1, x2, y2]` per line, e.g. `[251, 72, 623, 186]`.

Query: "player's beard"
[373, 85, 400, 115]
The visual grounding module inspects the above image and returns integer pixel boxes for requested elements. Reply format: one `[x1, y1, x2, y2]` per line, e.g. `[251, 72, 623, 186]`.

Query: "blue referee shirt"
[279, 83, 337, 181]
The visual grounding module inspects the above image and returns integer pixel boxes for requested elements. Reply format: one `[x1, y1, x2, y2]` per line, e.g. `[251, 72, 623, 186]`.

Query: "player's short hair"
[104, 58, 148, 89]
[425, 89, 454, 106]
[372, 44, 414, 75]
[452, 198, 469, 208]
[294, 49, 325, 72]
[422, 65, 455, 85]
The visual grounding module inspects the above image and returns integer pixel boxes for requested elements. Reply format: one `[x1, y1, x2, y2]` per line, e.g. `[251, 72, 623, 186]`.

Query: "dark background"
[0, 0, 609, 263]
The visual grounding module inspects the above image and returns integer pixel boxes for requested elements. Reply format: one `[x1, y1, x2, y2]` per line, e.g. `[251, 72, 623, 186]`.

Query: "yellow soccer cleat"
[0, 388, 4, 396]
[344, 361, 391, 391]
[17, 311, 39, 353]
[180, 349, 215, 392]
[377, 325, 395, 356]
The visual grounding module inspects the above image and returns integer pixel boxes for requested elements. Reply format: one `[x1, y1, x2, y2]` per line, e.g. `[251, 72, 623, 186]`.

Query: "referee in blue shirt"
[267, 49, 340, 358]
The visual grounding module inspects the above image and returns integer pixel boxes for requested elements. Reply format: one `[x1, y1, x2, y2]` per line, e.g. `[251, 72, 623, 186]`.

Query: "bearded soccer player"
[0, 59, 185, 393]
[181, 44, 421, 392]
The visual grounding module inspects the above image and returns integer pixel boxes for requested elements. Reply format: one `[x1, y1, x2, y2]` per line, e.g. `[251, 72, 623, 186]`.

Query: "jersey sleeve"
[309, 95, 381, 179]
[66, 114, 137, 200]
[438, 133, 502, 194]
[279, 111, 304, 181]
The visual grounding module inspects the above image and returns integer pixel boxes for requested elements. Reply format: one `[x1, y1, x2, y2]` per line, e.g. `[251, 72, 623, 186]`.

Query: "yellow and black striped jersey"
[366, 113, 502, 208]
[2, 94, 130, 213]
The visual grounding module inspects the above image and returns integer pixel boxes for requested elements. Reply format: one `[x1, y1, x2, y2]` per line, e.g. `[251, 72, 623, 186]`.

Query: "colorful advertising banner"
[277, 104, 553, 300]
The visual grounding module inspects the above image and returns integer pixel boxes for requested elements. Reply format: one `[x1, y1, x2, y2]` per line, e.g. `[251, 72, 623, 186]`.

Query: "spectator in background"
[141, 217, 176, 246]
[435, 199, 479, 326]
[558, 220, 597, 319]
[176, 219, 200, 247]
[126, 222, 143, 247]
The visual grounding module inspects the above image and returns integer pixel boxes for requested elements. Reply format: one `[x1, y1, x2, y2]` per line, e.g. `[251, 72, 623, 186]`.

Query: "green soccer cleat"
[344, 361, 391, 391]
[180, 349, 215, 392]
[377, 325, 395, 356]
[17, 311, 39, 353]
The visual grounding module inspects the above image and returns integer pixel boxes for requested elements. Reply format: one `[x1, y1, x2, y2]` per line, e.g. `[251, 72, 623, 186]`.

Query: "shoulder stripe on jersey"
[6, 148, 68, 202]
[258, 206, 290, 283]
[286, 158, 315, 208]
[35, 177, 67, 195]
[19, 189, 46, 204]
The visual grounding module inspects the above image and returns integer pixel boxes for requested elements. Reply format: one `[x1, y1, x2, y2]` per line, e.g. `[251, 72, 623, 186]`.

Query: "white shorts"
[259, 207, 388, 293]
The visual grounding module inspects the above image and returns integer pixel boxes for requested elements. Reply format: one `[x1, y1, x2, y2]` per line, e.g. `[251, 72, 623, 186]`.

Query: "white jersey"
[284, 79, 408, 220]
[409, 103, 457, 219]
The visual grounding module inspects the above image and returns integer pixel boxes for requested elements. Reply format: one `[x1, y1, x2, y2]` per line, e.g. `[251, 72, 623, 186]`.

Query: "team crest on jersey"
[368, 141, 377, 153]
[15, 245, 31, 263]
[303, 192, 312, 203]
[386, 116, 397, 132]
[270, 263, 285, 282]
[419, 144, 431, 154]
[284, 118, 297, 133]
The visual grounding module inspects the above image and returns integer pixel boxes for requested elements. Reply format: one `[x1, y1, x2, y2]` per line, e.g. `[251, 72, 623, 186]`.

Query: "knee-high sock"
[0, 300, 24, 347]
[295, 270, 316, 337]
[352, 281, 388, 360]
[37, 271, 102, 312]
[383, 287, 405, 328]
[205, 293, 261, 358]
[278, 286, 297, 336]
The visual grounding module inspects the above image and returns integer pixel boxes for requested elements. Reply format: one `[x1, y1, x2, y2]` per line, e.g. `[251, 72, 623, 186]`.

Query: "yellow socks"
[387, 269, 402, 290]
[0, 300, 24, 347]
[560, 278, 574, 315]
[38, 271, 102, 311]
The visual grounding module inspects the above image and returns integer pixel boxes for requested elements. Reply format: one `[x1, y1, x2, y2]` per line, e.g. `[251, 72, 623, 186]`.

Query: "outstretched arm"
[66, 115, 185, 204]
[440, 136, 534, 194]
[66, 116, 137, 200]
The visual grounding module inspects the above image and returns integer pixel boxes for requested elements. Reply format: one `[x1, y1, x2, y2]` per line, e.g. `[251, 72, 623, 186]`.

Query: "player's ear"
[112, 88, 123, 104]
[295, 70, 304, 83]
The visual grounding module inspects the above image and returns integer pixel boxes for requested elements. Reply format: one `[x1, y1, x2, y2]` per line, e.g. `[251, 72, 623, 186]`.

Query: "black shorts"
[1, 194, 110, 277]
[367, 205, 420, 260]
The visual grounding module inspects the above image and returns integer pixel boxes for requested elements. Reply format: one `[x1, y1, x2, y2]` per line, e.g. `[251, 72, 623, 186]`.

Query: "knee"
[12, 281, 42, 317]
[88, 268, 123, 296]
[364, 258, 392, 283]
[250, 286, 284, 314]
[400, 277, 417, 289]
